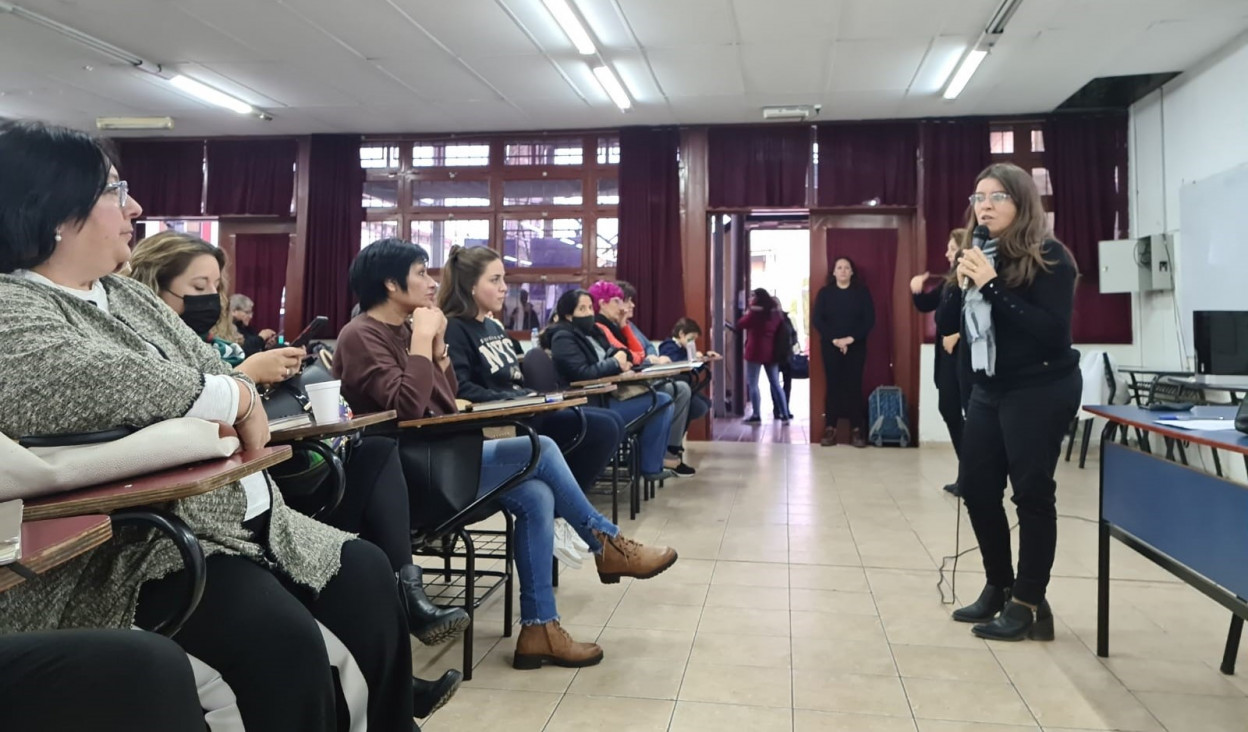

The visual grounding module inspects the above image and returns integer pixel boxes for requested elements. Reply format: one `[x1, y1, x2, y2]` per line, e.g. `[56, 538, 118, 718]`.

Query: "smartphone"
[289, 316, 329, 349]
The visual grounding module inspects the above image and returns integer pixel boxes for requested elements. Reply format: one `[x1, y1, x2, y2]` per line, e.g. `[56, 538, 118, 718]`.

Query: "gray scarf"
[962, 240, 999, 376]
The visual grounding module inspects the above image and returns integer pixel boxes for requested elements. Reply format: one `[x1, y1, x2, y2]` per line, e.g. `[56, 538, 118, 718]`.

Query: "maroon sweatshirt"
[332, 314, 458, 421]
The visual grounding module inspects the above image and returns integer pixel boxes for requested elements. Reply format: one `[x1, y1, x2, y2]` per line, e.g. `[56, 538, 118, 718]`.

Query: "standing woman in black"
[812, 256, 875, 448]
[952, 163, 1081, 642]
[911, 228, 971, 495]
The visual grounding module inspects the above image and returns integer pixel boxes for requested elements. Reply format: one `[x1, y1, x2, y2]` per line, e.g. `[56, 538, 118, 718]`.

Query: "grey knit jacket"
[0, 273, 351, 632]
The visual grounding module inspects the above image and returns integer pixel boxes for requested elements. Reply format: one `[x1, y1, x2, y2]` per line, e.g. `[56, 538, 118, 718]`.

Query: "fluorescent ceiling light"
[542, 0, 596, 55]
[942, 49, 987, 100]
[168, 75, 255, 115]
[592, 65, 631, 111]
[96, 116, 174, 130]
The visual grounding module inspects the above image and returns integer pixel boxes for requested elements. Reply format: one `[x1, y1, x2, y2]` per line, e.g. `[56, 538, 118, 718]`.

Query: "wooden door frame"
[217, 219, 296, 334]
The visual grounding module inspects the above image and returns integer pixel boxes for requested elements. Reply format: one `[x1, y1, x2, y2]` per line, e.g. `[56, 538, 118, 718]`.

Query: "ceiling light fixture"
[592, 65, 632, 111]
[96, 116, 174, 131]
[762, 105, 821, 121]
[542, 0, 597, 55]
[0, 1, 161, 74]
[939, 0, 1025, 100]
[942, 49, 988, 99]
[168, 75, 256, 115]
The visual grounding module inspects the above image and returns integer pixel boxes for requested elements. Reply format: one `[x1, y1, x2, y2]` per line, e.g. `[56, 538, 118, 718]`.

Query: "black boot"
[412, 669, 462, 718]
[951, 584, 1010, 623]
[973, 599, 1054, 642]
[399, 565, 470, 646]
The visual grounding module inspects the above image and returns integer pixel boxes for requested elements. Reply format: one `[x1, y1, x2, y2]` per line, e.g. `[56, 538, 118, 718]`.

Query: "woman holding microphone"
[951, 163, 1081, 642]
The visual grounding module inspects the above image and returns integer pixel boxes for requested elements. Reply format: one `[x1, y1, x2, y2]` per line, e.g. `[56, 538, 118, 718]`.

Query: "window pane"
[597, 178, 619, 205]
[502, 179, 583, 206]
[412, 179, 490, 207]
[140, 219, 219, 246]
[361, 145, 401, 169]
[361, 220, 399, 249]
[502, 282, 580, 331]
[412, 142, 490, 167]
[1030, 129, 1045, 153]
[410, 219, 490, 269]
[989, 130, 1014, 154]
[596, 217, 618, 268]
[363, 180, 399, 208]
[1032, 167, 1052, 196]
[597, 136, 620, 165]
[502, 218, 583, 268]
[505, 139, 583, 166]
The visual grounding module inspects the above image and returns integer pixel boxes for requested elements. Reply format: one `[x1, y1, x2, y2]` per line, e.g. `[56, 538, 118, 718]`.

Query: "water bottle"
[531, 327, 540, 348]
[686, 339, 698, 362]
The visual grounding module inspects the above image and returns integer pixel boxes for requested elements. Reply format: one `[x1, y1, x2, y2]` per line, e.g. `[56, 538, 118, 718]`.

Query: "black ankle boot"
[951, 584, 1010, 623]
[398, 565, 470, 646]
[412, 669, 462, 718]
[972, 599, 1054, 642]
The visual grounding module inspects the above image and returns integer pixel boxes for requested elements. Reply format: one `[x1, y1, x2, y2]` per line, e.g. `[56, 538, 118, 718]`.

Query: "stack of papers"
[1154, 418, 1239, 431]
[0, 499, 21, 565]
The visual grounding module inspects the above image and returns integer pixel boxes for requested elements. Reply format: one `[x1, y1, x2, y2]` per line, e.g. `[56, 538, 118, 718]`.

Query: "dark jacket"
[548, 324, 623, 386]
[444, 316, 529, 403]
[913, 281, 965, 387]
[235, 321, 267, 357]
[658, 339, 689, 362]
[812, 284, 875, 344]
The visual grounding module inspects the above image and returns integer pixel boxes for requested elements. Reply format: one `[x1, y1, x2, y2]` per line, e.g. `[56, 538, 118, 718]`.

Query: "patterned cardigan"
[0, 274, 351, 632]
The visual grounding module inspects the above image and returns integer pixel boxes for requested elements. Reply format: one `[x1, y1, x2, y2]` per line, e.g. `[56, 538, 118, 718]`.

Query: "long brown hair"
[943, 227, 970, 287]
[437, 245, 501, 319]
[965, 163, 1076, 288]
[129, 230, 238, 342]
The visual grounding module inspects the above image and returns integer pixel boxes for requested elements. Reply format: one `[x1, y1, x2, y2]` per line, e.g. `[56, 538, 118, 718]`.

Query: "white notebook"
[0, 498, 22, 566]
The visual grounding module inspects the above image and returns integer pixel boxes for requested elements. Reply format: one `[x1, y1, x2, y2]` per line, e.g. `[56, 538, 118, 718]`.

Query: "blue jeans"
[745, 361, 788, 419]
[477, 435, 620, 625]
[604, 391, 674, 475]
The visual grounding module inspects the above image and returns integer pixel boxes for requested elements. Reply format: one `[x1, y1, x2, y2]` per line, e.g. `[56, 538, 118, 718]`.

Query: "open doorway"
[747, 227, 811, 427]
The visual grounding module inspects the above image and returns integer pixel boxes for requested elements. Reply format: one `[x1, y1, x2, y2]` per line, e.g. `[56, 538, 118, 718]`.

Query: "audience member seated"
[230, 293, 277, 356]
[438, 245, 625, 490]
[333, 239, 679, 670]
[657, 317, 714, 425]
[128, 231, 472, 666]
[542, 289, 678, 483]
[0, 120, 424, 730]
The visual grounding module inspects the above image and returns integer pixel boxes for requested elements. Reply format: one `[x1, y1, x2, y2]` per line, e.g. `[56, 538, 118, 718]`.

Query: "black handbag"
[261, 351, 336, 421]
[397, 430, 487, 533]
[790, 352, 810, 379]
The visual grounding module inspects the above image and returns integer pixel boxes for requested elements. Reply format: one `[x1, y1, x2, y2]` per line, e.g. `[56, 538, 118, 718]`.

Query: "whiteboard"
[1177, 162, 1248, 354]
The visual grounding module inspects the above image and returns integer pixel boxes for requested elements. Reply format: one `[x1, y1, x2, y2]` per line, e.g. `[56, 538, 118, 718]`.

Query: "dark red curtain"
[114, 140, 204, 218]
[826, 229, 897, 402]
[205, 139, 297, 217]
[817, 122, 918, 206]
[707, 125, 810, 208]
[302, 135, 364, 335]
[1045, 112, 1132, 343]
[232, 233, 291, 332]
[616, 127, 685, 338]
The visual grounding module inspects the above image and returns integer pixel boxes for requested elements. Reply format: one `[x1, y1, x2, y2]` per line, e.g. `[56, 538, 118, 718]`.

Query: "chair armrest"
[290, 440, 347, 519]
[110, 508, 205, 638]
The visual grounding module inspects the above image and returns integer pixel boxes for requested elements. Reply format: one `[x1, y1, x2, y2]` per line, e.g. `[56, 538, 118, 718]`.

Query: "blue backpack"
[868, 386, 911, 447]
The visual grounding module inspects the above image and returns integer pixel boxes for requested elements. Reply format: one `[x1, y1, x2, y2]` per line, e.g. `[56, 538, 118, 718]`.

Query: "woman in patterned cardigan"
[0, 121, 421, 730]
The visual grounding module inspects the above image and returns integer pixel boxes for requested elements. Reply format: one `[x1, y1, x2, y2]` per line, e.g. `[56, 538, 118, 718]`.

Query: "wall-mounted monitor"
[1194, 311, 1248, 376]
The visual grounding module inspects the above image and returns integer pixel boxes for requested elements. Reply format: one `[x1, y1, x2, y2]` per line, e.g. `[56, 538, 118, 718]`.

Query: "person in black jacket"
[229, 293, 275, 356]
[811, 256, 875, 447]
[911, 228, 972, 495]
[543, 289, 677, 482]
[950, 163, 1082, 643]
[437, 246, 625, 490]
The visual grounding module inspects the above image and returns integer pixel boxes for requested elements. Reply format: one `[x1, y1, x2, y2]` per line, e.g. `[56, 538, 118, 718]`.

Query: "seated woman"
[127, 232, 471, 672]
[437, 245, 624, 490]
[230, 293, 277, 356]
[333, 239, 679, 670]
[0, 120, 420, 731]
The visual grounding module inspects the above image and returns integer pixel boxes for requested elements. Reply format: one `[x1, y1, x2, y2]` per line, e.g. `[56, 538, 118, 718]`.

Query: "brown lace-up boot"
[513, 620, 603, 670]
[594, 531, 678, 584]
[820, 427, 838, 446]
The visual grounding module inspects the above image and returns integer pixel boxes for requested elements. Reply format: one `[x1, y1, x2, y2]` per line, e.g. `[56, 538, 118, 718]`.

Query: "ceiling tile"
[389, 0, 539, 56]
[373, 51, 501, 103]
[731, 0, 839, 43]
[840, 0, 998, 40]
[466, 55, 587, 102]
[828, 38, 930, 92]
[647, 45, 744, 97]
[740, 44, 828, 95]
[619, 0, 737, 48]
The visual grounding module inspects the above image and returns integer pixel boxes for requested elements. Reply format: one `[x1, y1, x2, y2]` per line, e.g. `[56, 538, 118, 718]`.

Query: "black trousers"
[935, 349, 969, 456]
[821, 340, 868, 431]
[1, 630, 204, 731]
[774, 360, 793, 417]
[327, 435, 414, 572]
[533, 406, 623, 489]
[137, 539, 413, 732]
[958, 369, 1081, 605]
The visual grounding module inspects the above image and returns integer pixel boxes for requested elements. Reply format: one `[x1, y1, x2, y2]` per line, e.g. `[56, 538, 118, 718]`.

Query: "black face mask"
[177, 294, 222, 337]
[571, 315, 597, 336]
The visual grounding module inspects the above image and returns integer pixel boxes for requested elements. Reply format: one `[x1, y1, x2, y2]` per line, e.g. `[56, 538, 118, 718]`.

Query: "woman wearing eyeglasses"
[950, 163, 1081, 642]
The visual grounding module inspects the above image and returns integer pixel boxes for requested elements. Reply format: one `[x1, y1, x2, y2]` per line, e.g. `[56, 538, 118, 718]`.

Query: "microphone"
[962, 225, 991, 290]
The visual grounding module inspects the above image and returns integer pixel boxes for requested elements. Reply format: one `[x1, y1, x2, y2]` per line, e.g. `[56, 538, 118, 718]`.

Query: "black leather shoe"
[399, 565, 470, 646]
[951, 584, 1010, 623]
[412, 669, 462, 718]
[973, 599, 1054, 642]
[673, 462, 696, 476]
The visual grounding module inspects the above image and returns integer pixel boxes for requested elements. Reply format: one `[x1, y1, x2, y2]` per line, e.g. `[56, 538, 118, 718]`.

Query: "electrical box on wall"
[1098, 234, 1174, 293]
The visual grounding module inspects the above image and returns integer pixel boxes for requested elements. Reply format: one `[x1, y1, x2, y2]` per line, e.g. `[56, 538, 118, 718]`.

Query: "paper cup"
[305, 380, 344, 424]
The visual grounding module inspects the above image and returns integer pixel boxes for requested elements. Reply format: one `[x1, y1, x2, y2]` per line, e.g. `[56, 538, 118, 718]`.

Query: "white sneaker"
[553, 519, 584, 570]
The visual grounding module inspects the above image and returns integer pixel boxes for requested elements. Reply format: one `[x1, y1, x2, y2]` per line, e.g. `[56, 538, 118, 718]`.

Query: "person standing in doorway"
[812, 257, 875, 447]
[737, 288, 791, 424]
[773, 300, 798, 421]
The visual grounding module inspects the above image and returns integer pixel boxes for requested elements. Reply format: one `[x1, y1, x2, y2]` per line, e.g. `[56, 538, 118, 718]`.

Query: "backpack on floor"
[867, 386, 911, 447]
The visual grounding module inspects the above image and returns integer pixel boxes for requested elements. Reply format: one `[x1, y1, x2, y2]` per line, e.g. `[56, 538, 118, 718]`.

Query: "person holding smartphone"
[951, 163, 1081, 642]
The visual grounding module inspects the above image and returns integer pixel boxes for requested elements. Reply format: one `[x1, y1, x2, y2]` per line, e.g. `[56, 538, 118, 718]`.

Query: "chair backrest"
[1146, 375, 1202, 405]
[520, 348, 560, 393]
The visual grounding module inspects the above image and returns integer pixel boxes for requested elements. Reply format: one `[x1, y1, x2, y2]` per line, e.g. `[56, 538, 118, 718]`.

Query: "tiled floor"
[413, 442, 1248, 731]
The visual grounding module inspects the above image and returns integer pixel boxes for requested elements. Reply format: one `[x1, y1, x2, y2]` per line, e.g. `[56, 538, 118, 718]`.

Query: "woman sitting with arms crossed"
[0, 121, 418, 731]
[333, 238, 678, 670]
[437, 245, 624, 491]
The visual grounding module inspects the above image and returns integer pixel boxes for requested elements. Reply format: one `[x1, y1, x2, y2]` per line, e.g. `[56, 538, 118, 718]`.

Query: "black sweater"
[812, 284, 875, 344]
[444, 316, 529, 402]
[969, 241, 1080, 389]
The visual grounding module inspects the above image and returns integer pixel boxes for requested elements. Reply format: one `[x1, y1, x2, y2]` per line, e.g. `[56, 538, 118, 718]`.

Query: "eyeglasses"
[969, 191, 1010, 205]
[103, 180, 129, 208]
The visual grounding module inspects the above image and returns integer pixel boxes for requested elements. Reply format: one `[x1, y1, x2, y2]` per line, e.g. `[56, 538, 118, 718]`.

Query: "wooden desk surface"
[269, 411, 397, 443]
[398, 398, 587, 429]
[22, 446, 292, 521]
[0, 515, 112, 592]
[571, 364, 695, 388]
[1084, 405, 1248, 455]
